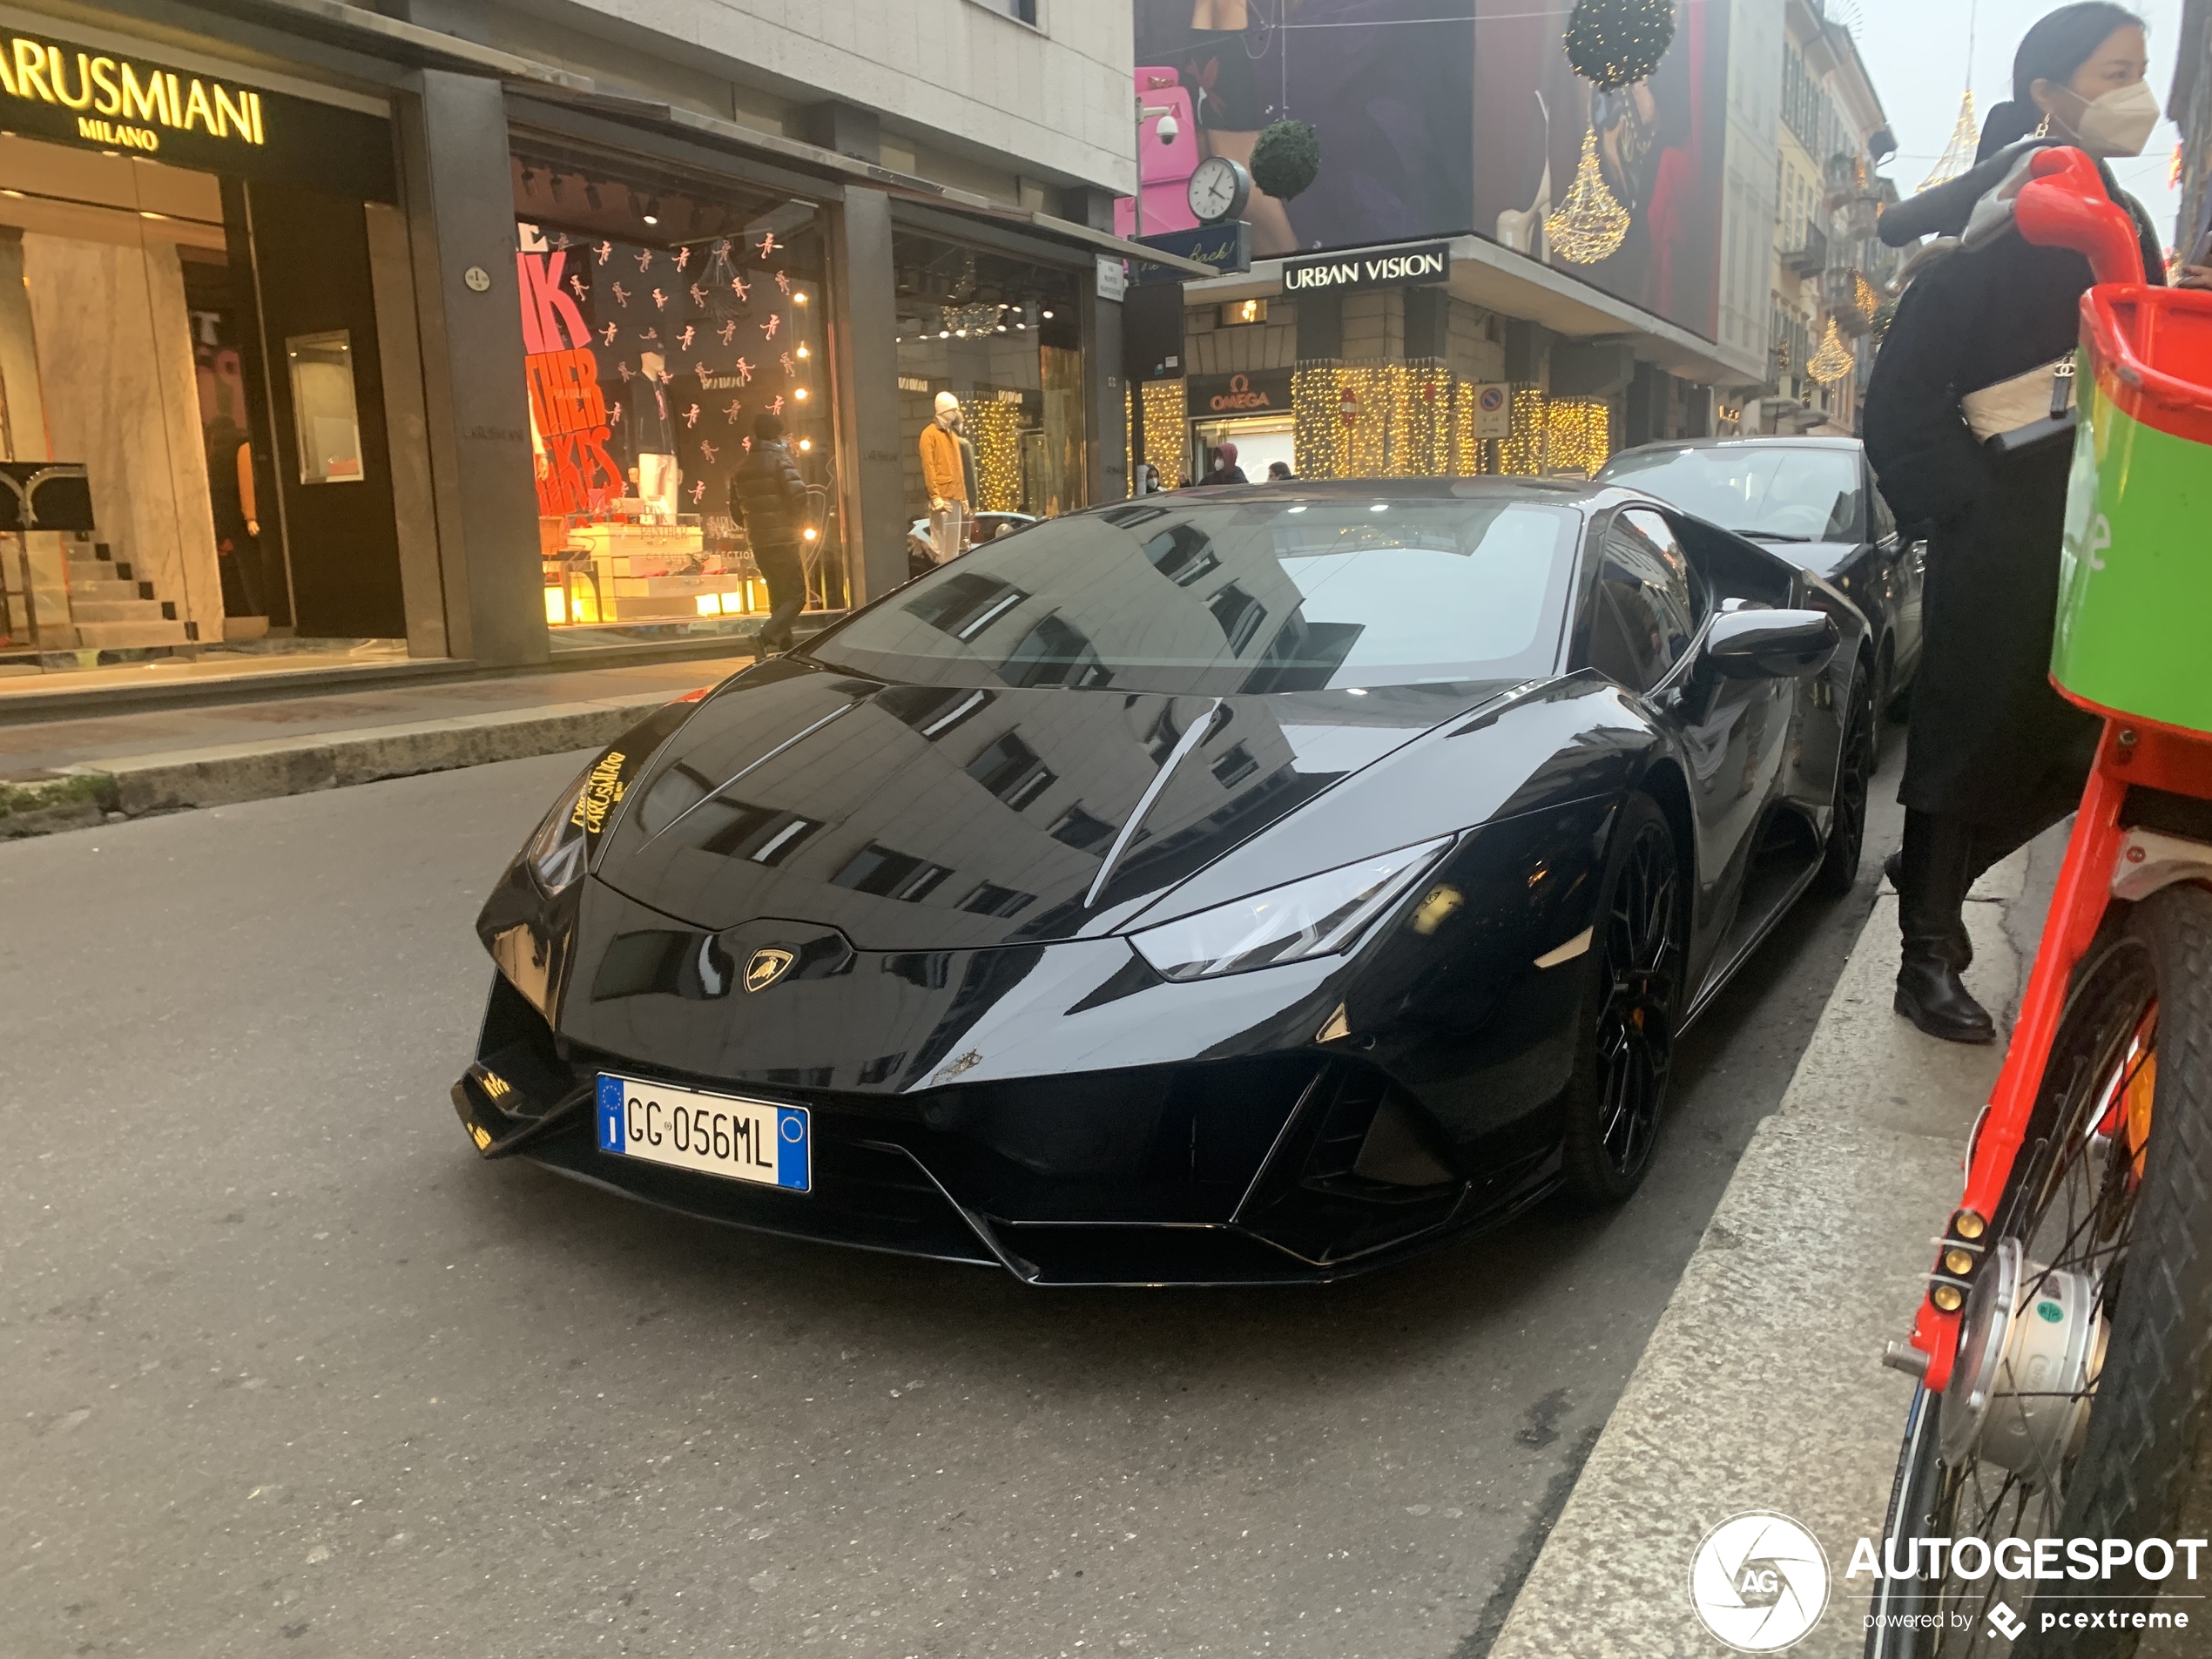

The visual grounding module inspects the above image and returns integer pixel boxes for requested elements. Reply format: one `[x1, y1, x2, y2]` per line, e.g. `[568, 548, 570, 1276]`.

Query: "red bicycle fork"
[1904, 718, 2212, 1393]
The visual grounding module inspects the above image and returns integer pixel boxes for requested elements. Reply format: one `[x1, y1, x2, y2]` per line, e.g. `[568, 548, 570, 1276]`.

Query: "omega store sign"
[1188, 368, 1291, 417]
[0, 29, 395, 199]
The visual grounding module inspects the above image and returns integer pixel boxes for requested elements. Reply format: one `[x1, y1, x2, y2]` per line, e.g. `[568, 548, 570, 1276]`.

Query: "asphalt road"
[3, 738, 1906, 1659]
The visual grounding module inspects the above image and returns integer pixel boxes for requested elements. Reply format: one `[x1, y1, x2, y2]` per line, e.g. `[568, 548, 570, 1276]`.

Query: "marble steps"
[73, 618, 189, 648]
[71, 597, 175, 624]
[64, 575, 147, 604]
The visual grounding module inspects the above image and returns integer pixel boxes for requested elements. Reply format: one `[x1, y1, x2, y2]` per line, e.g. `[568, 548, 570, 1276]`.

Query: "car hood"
[590, 658, 1515, 950]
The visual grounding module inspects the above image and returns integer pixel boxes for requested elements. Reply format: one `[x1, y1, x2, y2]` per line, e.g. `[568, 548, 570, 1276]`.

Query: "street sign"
[1474, 381, 1512, 439]
[1095, 253, 1128, 302]
[1127, 221, 1252, 286]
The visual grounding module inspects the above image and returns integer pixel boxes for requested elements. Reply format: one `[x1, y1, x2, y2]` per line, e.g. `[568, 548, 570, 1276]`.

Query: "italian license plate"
[594, 1075, 810, 1192]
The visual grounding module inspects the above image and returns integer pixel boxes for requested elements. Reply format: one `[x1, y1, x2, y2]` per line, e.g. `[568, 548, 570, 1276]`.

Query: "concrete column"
[827, 186, 907, 609]
[1080, 279, 1125, 504]
[395, 69, 547, 667]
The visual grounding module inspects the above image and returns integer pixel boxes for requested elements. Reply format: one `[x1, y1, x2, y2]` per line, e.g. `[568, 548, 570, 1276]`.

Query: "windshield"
[806, 497, 1582, 695]
[1601, 445, 1863, 542]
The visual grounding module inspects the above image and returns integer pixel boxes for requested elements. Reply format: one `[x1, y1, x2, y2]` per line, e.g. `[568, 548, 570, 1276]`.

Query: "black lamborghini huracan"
[455, 479, 1875, 1284]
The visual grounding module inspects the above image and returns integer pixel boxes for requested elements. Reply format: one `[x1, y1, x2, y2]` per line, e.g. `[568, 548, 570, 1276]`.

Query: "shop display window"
[284, 332, 364, 485]
[512, 145, 837, 644]
[893, 232, 1084, 565]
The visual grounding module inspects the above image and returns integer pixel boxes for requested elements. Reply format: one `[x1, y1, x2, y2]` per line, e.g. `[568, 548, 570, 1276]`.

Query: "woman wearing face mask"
[1862, 3, 2169, 1045]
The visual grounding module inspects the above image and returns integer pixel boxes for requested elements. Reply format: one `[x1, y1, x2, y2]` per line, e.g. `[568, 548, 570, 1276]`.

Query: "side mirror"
[1704, 607, 1838, 679]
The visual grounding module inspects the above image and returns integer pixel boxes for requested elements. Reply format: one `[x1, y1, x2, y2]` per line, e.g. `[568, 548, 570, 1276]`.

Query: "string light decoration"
[1806, 317, 1856, 383]
[1562, 0, 1676, 90]
[968, 398, 1022, 510]
[1919, 90, 1979, 192]
[1139, 378, 1188, 487]
[1291, 361, 1516, 479]
[1500, 388, 1614, 476]
[1546, 131, 1631, 264]
[1853, 271, 1879, 319]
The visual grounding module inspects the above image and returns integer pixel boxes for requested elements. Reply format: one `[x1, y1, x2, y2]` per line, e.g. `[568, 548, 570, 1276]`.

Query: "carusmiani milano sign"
[1282, 241, 1451, 293]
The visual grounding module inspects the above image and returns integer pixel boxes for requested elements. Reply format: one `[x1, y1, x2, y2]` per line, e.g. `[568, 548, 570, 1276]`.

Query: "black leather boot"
[1896, 939, 1995, 1042]
[1895, 813, 1974, 974]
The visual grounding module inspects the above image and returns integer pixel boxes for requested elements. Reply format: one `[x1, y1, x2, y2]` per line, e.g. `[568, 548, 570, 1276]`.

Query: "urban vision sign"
[1281, 241, 1451, 294]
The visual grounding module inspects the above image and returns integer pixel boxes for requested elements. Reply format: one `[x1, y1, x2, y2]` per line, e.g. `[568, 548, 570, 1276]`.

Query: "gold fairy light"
[1919, 89, 1979, 192]
[1807, 318, 1856, 383]
[1139, 378, 1187, 486]
[1853, 272, 1878, 319]
[968, 398, 1022, 510]
[1546, 129, 1630, 265]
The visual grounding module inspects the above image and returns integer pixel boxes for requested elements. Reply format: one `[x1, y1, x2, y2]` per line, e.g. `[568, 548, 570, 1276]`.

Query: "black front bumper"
[453, 974, 1517, 1285]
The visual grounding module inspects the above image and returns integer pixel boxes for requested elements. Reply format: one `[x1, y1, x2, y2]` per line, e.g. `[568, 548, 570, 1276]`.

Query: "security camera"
[1156, 112, 1179, 145]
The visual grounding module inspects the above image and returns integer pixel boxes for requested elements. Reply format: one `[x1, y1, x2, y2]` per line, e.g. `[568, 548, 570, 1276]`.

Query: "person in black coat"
[729, 412, 810, 655]
[1198, 440, 1248, 486]
[1862, 2, 2165, 1043]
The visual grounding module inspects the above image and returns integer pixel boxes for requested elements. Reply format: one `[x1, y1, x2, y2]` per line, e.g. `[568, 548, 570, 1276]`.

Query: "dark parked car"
[1598, 436, 1922, 723]
[455, 479, 1876, 1285]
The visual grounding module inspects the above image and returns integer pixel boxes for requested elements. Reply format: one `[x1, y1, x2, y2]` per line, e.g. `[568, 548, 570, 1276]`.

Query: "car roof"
[1144, 475, 1616, 509]
[1605, 435, 1863, 458]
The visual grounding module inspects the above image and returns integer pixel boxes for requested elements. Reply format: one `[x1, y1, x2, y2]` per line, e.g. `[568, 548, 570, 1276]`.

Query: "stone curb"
[1480, 864, 2031, 1658]
[0, 696, 673, 838]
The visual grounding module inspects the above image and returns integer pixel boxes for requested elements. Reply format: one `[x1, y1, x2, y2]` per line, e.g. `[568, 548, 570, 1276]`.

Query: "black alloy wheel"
[1816, 666, 1878, 898]
[1561, 794, 1683, 1205]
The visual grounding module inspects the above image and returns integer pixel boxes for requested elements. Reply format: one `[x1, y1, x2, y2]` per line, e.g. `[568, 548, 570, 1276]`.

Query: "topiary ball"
[1563, 0, 1676, 91]
[1250, 119, 1320, 202]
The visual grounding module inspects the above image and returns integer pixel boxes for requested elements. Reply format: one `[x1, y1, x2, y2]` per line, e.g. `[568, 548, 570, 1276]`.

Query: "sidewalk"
[0, 654, 753, 837]
[1483, 838, 2063, 1658]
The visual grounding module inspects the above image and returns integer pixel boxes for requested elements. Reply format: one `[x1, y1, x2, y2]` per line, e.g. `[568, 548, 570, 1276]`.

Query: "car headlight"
[1128, 836, 1454, 981]
[523, 768, 596, 894]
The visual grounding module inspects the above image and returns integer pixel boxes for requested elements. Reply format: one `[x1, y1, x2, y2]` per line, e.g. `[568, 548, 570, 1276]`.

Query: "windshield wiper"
[1737, 530, 1813, 542]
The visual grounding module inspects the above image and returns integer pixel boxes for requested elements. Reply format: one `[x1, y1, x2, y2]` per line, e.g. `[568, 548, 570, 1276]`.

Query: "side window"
[1581, 509, 1698, 694]
[1870, 482, 1897, 543]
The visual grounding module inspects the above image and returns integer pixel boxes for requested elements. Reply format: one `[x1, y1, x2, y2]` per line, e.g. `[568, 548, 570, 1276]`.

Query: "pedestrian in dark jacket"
[1862, 1, 2165, 1044]
[729, 413, 810, 654]
[1198, 440, 1247, 486]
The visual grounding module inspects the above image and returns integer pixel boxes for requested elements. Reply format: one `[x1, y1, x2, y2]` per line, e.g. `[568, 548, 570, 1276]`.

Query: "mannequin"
[920, 390, 968, 561]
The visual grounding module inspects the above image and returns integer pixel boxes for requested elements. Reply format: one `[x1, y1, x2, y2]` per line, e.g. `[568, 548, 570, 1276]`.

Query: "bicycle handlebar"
[2013, 146, 2146, 287]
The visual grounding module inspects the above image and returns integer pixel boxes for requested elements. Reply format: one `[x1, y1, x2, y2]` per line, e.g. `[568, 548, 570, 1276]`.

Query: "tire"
[1815, 664, 1877, 898]
[1867, 886, 2212, 1657]
[2020, 885, 2212, 1656]
[1559, 793, 1684, 1206]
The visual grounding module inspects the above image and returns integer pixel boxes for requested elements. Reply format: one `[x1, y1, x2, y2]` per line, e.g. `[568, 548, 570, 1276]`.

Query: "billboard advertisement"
[1130, 1, 1730, 342]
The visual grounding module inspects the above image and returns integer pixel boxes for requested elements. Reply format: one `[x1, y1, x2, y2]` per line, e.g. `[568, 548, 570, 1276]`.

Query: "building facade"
[1751, 0, 1896, 436]
[2173, 0, 2211, 261]
[0, 0, 1183, 684]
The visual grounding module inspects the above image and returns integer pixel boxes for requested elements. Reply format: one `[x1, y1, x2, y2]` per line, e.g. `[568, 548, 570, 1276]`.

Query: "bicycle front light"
[1128, 837, 1453, 981]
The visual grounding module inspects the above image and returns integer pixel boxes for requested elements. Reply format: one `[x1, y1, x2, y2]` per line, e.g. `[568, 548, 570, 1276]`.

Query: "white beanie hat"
[934, 391, 960, 415]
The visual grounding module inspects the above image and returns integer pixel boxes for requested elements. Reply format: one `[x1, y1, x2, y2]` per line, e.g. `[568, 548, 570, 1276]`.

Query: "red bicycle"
[1865, 148, 2212, 1656]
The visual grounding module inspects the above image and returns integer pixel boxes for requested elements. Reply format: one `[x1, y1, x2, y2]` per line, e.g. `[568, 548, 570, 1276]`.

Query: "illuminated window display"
[512, 147, 837, 642]
[893, 232, 1083, 560]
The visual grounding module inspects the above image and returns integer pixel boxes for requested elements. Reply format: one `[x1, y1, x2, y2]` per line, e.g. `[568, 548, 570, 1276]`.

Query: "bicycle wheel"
[1868, 885, 2212, 1658]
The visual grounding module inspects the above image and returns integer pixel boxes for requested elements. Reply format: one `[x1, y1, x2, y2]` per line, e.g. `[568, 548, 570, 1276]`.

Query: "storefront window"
[893, 232, 1083, 563]
[0, 72, 412, 684]
[512, 144, 838, 644]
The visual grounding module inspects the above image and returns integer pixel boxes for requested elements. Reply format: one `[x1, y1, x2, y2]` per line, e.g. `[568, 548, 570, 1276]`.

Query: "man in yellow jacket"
[920, 390, 968, 561]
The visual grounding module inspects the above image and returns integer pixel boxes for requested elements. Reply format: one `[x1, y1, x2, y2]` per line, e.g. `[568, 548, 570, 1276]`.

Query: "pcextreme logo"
[1689, 1512, 1831, 1652]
